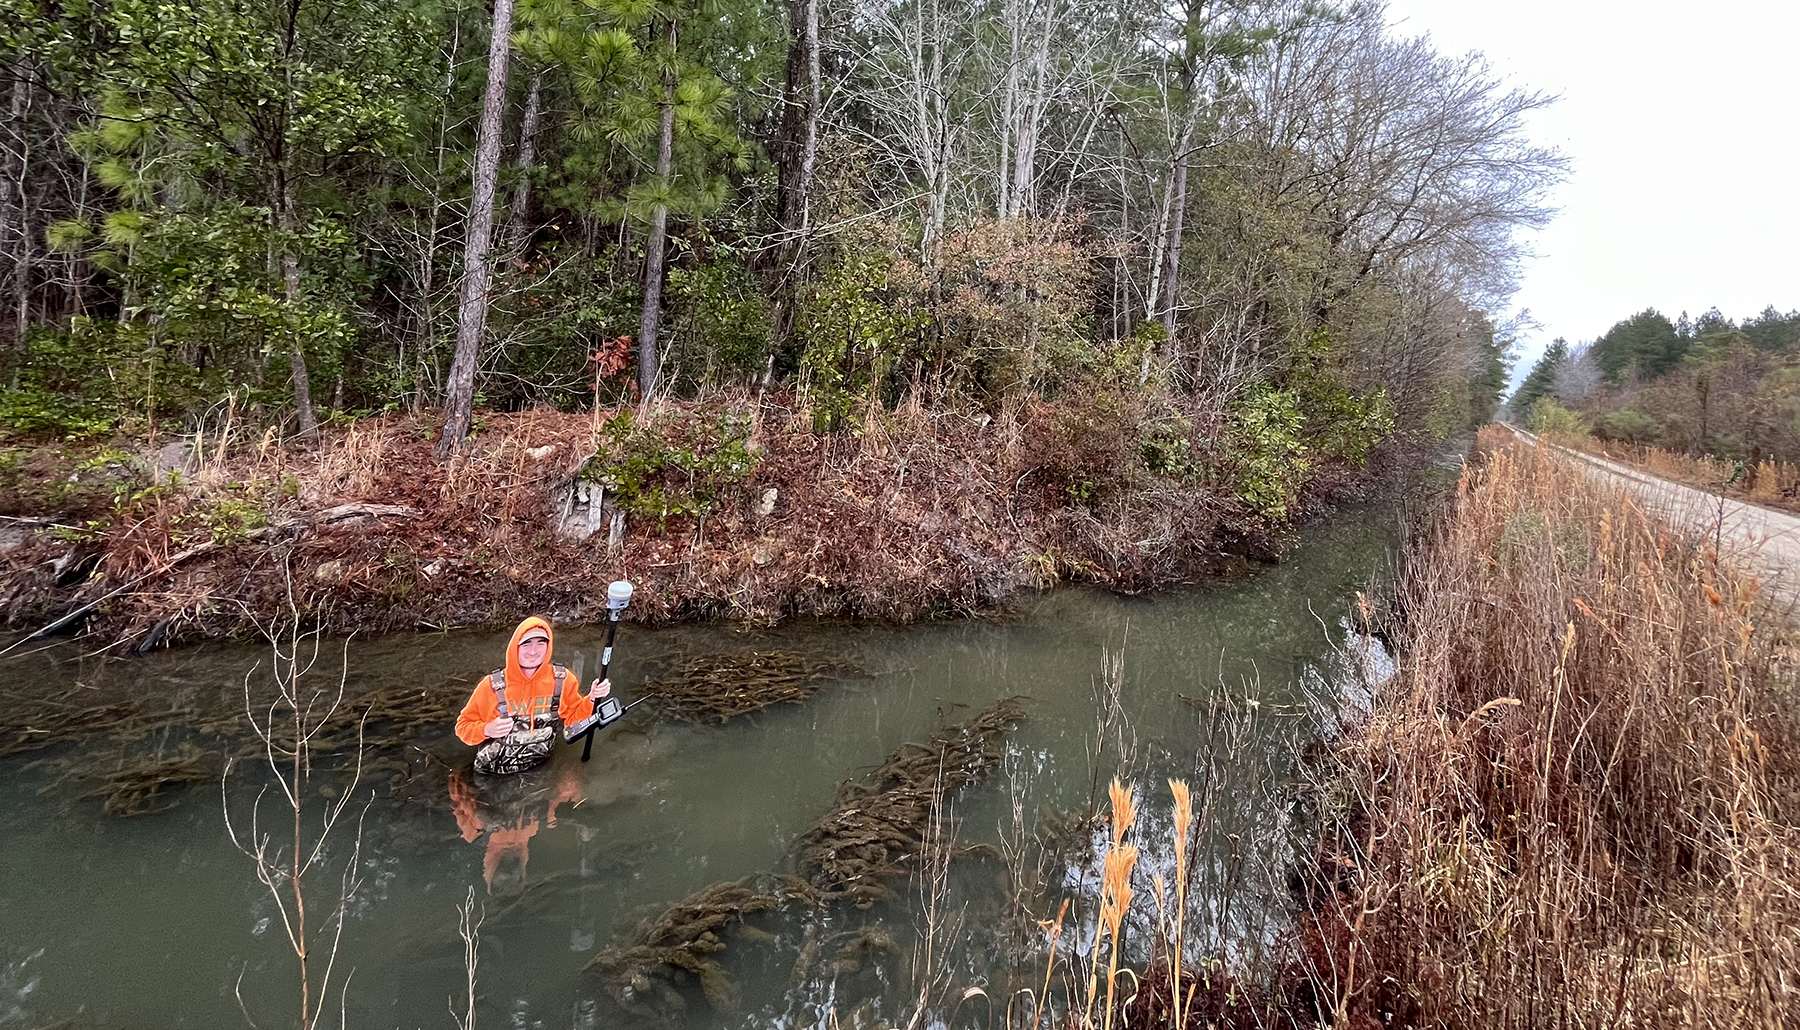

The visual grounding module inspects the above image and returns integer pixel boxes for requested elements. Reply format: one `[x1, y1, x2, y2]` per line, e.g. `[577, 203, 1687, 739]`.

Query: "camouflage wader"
[473, 665, 568, 776]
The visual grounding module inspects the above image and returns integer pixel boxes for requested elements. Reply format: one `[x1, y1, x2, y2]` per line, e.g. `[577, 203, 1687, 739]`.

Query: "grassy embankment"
[1555, 433, 1800, 513]
[1023, 426, 1798, 1029]
[1312, 425, 1800, 1026]
[1, 390, 1349, 648]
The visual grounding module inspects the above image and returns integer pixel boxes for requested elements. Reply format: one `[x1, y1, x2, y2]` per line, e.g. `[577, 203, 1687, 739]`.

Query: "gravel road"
[1502, 424, 1800, 610]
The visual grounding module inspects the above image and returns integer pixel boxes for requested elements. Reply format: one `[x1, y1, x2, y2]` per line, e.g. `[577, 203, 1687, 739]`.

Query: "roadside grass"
[1307, 424, 1800, 1027]
[1556, 432, 1800, 513]
[988, 424, 1799, 1030]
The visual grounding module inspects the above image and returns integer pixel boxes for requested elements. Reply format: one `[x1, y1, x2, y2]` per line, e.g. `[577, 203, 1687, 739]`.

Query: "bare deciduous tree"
[223, 606, 369, 1030]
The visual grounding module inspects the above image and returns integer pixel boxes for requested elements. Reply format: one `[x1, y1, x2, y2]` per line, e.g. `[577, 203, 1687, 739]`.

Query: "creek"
[0, 505, 1397, 1030]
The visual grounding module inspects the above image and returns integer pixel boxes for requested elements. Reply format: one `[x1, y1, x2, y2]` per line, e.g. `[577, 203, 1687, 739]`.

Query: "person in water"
[455, 615, 609, 775]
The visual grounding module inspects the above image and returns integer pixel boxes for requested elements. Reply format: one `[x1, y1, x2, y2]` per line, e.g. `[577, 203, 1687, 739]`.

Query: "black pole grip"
[581, 615, 622, 762]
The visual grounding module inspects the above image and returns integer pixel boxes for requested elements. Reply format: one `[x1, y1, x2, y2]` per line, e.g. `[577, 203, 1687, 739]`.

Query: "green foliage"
[1527, 397, 1589, 436]
[50, 0, 432, 427]
[1511, 338, 1567, 417]
[1231, 386, 1309, 519]
[1592, 310, 1685, 384]
[1140, 414, 1201, 479]
[1592, 409, 1661, 446]
[1296, 373, 1394, 466]
[520, 0, 761, 232]
[1743, 306, 1800, 353]
[173, 496, 268, 546]
[798, 243, 922, 432]
[1284, 328, 1395, 463]
[581, 409, 757, 526]
[0, 329, 119, 435]
[2, 0, 1560, 495]
[665, 249, 772, 387]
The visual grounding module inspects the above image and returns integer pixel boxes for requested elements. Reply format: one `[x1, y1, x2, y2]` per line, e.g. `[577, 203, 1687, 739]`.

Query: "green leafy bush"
[1592, 409, 1662, 446]
[798, 245, 922, 432]
[666, 253, 773, 388]
[0, 328, 119, 435]
[1140, 414, 1201, 479]
[581, 408, 757, 526]
[1289, 329, 1395, 465]
[173, 496, 268, 546]
[1528, 397, 1590, 436]
[1231, 386, 1309, 519]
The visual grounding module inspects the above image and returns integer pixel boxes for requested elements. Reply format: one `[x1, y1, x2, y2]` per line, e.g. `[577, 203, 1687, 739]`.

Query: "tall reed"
[1314, 426, 1800, 1027]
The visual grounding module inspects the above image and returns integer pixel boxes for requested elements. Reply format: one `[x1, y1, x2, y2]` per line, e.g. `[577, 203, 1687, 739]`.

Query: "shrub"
[1526, 396, 1589, 436]
[580, 408, 757, 526]
[1591, 408, 1661, 445]
[797, 239, 923, 431]
[1230, 386, 1308, 519]
[666, 254, 773, 389]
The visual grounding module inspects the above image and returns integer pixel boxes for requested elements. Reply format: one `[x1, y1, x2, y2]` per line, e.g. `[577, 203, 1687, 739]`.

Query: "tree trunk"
[438, 0, 516, 457]
[997, 0, 1020, 216]
[775, 0, 817, 242]
[802, 0, 820, 233]
[769, 0, 818, 361]
[1157, 150, 1189, 345]
[637, 17, 678, 398]
[1008, 0, 1051, 217]
[2, 55, 32, 347]
[278, 180, 319, 439]
[503, 68, 544, 263]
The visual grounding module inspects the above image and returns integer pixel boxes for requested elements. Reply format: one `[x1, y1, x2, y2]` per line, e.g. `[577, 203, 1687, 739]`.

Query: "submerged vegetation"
[798, 695, 1027, 907]
[591, 698, 1027, 1019]
[646, 648, 853, 723]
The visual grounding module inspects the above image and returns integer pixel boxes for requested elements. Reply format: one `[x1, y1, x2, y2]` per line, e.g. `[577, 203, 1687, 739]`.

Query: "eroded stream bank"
[0, 400, 1397, 651]
[0, 504, 1397, 1030]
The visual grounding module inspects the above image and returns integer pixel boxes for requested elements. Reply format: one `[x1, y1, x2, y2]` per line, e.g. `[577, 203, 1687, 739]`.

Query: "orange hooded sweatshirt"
[455, 616, 592, 746]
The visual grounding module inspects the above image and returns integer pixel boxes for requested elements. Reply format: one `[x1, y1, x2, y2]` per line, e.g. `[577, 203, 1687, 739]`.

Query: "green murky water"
[0, 506, 1396, 1029]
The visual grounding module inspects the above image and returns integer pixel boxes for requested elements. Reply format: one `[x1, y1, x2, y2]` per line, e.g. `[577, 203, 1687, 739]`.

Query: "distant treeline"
[2, 0, 1555, 481]
[1511, 306, 1800, 460]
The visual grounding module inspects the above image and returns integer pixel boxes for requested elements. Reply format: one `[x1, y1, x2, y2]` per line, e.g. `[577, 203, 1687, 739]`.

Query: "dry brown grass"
[1311, 425, 1800, 1028]
[1561, 434, 1800, 512]
[4, 390, 1275, 646]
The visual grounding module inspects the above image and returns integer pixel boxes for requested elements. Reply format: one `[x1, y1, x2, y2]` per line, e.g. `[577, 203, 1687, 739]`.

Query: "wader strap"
[489, 667, 568, 728]
[489, 669, 509, 717]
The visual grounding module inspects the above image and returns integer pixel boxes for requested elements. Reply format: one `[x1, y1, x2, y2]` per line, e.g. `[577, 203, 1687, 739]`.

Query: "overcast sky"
[1379, 0, 1799, 384]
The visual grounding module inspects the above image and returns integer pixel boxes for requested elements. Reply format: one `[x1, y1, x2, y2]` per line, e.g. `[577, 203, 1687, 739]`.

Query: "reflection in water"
[450, 760, 587, 892]
[0, 503, 1399, 1029]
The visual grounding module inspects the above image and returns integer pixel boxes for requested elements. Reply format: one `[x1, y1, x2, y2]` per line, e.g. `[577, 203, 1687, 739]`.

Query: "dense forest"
[2, 0, 1556, 506]
[1511, 305, 1800, 462]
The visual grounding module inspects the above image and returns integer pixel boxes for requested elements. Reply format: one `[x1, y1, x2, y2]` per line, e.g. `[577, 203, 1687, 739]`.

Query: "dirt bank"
[0, 392, 1378, 651]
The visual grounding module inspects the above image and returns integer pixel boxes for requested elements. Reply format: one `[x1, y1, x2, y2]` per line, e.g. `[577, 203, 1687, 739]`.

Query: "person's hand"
[589, 677, 611, 699]
[483, 716, 514, 739]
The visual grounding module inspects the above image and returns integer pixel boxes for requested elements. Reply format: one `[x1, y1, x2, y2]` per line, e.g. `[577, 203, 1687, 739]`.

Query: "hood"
[503, 615, 556, 687]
